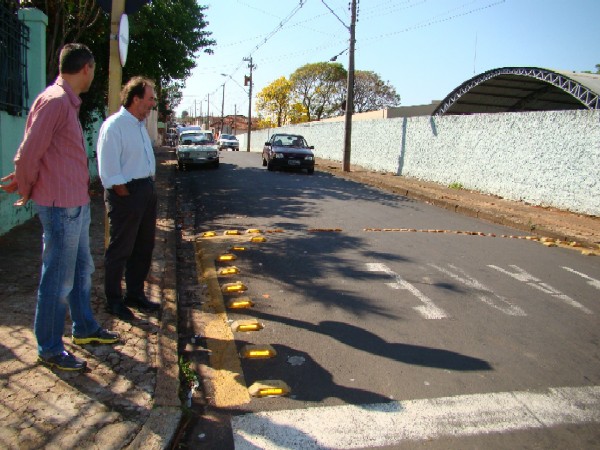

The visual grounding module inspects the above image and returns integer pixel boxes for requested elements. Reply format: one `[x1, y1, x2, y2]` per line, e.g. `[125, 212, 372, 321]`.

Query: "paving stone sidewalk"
[0, 147, 180, 450]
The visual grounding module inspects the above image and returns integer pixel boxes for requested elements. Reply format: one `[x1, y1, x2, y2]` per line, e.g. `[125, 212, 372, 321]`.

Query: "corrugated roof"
[432, 67, 600, 116]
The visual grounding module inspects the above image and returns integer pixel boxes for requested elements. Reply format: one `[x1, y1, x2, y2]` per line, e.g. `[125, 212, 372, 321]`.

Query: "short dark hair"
[59, 43, 94, 75]
[121, 76, 155, 108]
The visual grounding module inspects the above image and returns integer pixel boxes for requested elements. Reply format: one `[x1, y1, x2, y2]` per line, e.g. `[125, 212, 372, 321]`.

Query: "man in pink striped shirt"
[0, 43, 118, 372]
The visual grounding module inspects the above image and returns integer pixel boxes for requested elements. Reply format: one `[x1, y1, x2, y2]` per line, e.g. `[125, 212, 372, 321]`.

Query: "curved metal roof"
[432, 67, 600, 116]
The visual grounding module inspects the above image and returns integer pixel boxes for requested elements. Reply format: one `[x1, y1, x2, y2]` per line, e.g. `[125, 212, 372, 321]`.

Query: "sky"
[175, 0, 600, 119]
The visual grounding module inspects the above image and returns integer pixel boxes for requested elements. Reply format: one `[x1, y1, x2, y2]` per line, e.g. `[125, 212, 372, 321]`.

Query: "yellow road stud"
[241, 344, 277, 359]
[221, 282, 247, 293]
[231, 320, 264, 332]
[227, 297, 254, 309]
[217, 253, 237, 262]
[224, 230, 241, 235]
[246, 229, 262, 234]
[218, 266, 240, 276]
[202, 231, 216, 237]
[230, 245, 247, 252]
[248, 380, 290, 398]
[250, 236, 267, 243]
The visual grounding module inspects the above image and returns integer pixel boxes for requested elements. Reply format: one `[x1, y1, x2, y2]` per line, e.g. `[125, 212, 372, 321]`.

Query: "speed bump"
[217, 253, 237, 262]
[231, 319, 264, 332]
[218, 266, 240, 276]
[221, 281, 247, 293]
[227, 297, 254, 309]
[248, 380, 290, 398]
[249, 236, 267, 243]
[240, 344, 277, 359]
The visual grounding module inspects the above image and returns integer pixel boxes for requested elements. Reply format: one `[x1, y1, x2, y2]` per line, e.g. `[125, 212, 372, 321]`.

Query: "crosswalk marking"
[232, 385, 600, 449]
[366, 262, 447, 319]
[563, 266, 600, 290]
[489, 264, 593, 314]
[429, 263, 526, 316]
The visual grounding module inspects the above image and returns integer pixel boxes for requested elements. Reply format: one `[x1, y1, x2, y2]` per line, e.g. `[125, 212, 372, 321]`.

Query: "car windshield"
[221, 134, 236, 140]
[180, 133, 214, 145]
[272, 135, 307, 147]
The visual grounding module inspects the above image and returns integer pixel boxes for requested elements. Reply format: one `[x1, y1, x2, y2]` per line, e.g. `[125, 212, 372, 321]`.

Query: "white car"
[217, 134, 240, 151]
[176, 131, 219, 170]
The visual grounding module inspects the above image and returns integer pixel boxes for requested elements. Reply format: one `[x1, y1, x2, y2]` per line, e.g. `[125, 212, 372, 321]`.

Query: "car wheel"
[213, 161, 220, 169]
[267, 160, 274, 171]
[262, 157, 267, 167]
[307, 167, 314, 175]
[177, 161, 184, 171]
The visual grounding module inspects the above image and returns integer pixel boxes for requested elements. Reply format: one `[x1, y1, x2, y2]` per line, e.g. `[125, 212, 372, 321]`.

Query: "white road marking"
[429, 263, 526, 316]
[366, 262, 447, 319]
[232, 385, 600, 449]
[562, 266, 600, 291]
[489, 265, 593, 314]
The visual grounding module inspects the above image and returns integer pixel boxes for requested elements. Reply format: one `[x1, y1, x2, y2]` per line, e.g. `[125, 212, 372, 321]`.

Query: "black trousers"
[104, 178, 157, 305]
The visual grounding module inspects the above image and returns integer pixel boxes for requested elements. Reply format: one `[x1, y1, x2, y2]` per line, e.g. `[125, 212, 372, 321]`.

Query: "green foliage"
[353, 71, 401, 113]
[449, 182, 464, 190]
[256, 77, 293, 127]
[18, 0, 215, 128]
[290, 62, 347, 121]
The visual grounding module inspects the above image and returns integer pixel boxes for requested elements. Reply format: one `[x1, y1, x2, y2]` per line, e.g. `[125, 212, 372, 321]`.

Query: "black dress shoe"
[105, 302, 135, 320]
[124, 294, 161, 311]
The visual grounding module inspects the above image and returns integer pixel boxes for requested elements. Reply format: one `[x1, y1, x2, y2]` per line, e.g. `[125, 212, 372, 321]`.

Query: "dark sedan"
[262, 133, 315, 174]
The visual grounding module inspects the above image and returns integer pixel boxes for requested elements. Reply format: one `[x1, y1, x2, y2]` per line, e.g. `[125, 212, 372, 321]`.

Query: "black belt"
[126, 177, 154, 186]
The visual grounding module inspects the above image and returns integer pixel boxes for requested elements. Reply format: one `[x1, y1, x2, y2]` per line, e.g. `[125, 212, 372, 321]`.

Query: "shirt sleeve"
[14, 97, 60, 199]
[97, 119, 127, 188]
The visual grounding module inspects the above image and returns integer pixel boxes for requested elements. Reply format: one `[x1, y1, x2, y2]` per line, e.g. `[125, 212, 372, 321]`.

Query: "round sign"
[118, 14, 129, 67]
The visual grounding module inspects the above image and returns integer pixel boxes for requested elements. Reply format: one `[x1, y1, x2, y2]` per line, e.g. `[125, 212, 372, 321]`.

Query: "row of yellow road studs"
[363, 228, 599, 255]
[203, 228, 291, 399]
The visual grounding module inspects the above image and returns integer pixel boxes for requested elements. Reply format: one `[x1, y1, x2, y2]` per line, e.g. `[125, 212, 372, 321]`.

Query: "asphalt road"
[176, 151, 600, 449]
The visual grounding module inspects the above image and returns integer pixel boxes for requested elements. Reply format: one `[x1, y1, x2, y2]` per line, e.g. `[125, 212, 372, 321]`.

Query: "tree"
[18, 0, 215, 129]
[352, 71, 401, 113]
[289, 62, 347, 121]
[256, 77, 293, 127]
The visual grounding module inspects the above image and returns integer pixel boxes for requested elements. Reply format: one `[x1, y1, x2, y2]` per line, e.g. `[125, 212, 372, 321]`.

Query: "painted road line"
[429, 263, 526, 316]
[489, 264, 593, 314]
[366, 263, 447, 319]
[232, 385, 600, 449]
[562, 266, 600, 290]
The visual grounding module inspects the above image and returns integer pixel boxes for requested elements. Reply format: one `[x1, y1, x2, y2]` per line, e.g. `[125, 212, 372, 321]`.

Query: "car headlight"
[209, 151, 217, 157]
[305, 156, 314, 161]
[274, 153, 285, 159]
[180, 152, 189, 158]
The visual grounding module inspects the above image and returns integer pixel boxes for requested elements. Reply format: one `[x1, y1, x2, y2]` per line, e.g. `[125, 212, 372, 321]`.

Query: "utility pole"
[243, 56, 256, 152]
[343, 0, 357, 172]
[234, 104, 237, 135]
[107, 0, 125, 115]
[220, 83, 225, 136]
[207, 94, 210, 131]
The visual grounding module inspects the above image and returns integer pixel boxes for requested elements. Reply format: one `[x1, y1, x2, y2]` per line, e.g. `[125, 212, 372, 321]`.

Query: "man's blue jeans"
[35, 203, 100, 358]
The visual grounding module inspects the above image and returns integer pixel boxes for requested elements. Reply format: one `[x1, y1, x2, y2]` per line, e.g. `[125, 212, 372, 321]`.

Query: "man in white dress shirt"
[97, 76, 160, 320]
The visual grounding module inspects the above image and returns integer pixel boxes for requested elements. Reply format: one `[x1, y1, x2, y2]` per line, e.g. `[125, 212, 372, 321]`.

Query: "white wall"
[239, 110, 600, 216]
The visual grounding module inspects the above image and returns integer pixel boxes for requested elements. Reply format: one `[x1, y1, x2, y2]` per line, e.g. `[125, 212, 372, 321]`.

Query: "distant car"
[176, 130, 219, 170]
[262, 133, 315, 174]
[217, 134, 240, 151]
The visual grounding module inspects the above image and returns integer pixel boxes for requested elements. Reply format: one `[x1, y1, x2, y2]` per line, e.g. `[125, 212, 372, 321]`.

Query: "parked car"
[217, 134, 239, 151]
[176, 130, 219, 170]
[262, 133, 315, 174]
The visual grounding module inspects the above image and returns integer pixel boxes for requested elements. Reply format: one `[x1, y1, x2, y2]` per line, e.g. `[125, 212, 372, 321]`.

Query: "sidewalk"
[0, 147, 180, 450]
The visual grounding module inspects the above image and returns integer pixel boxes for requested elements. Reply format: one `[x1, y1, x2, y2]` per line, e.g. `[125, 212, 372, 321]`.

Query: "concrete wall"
[240, 109, 600, 216]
